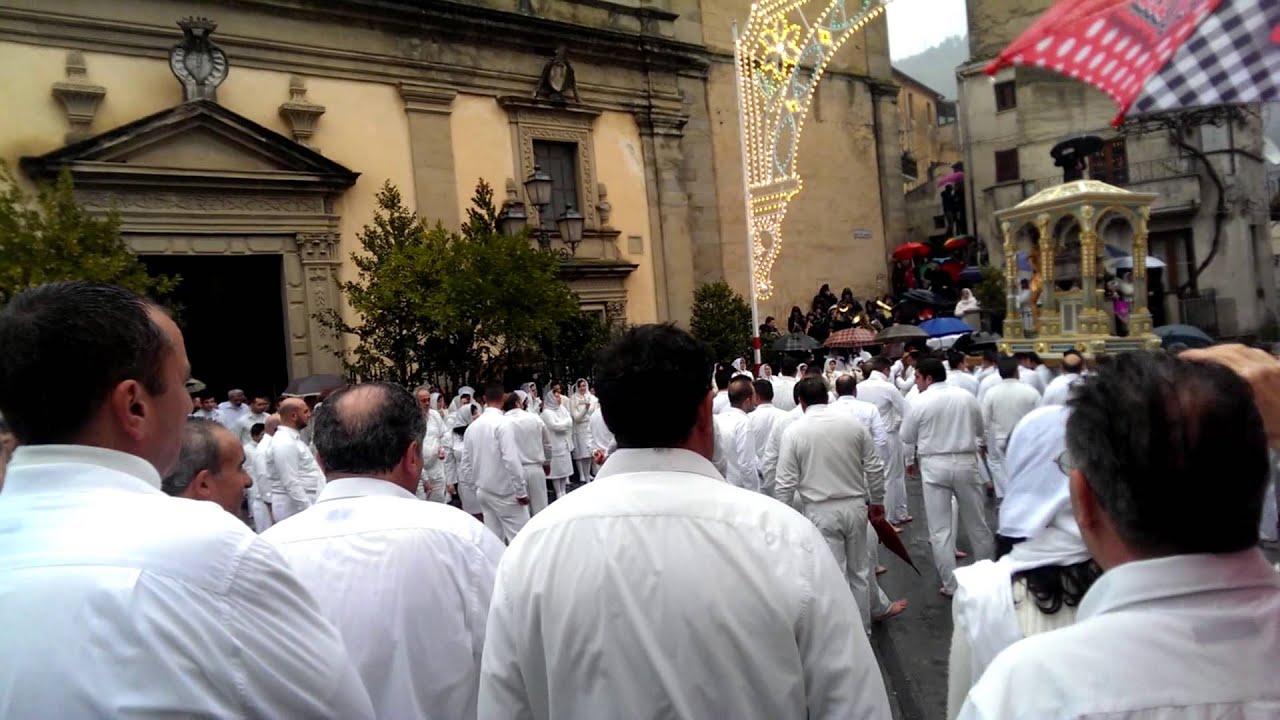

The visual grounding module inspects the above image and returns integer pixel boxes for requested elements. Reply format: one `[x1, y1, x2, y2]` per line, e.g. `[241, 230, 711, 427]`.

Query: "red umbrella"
[824, 327, 877, 348]
[943, 235, 972, 251]
[987, 0, 1279, 126]
[891, 242, 930, 261]
[937, 170, 965, 188]
[941, 258, 966, 282]
[872, 516, 920, 574]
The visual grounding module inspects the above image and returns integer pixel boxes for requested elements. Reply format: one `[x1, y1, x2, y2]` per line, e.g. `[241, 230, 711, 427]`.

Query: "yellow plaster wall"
[592, 110, 658, 325]
[449, 94, 516, 225]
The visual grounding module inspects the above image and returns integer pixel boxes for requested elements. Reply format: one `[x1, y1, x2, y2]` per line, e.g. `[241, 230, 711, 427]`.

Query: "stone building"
[894, 68, 961, 243]
[0, 0, 904, 393]
[957, 0, 1276, 338]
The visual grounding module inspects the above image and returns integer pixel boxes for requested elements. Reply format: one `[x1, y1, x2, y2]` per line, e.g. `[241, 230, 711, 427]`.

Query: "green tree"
[319, 179, 580, 388]
[539, 310, 618, 383]
[690, 280, 753, 363]
[974, 264, 1006, 333]
[0, 164, 178, 305]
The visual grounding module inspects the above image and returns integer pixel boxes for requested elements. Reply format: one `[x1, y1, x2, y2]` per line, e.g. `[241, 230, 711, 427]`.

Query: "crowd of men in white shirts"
[1, 281, 1279, 720]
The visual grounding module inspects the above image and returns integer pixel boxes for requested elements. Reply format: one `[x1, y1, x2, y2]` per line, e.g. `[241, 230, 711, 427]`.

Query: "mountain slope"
[892, 35, 967, 99]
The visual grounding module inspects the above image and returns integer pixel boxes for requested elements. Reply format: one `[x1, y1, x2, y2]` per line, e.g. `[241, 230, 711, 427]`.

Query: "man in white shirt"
[776, 376, 888, 631]
[859, 357, 911, 525]
[1040, 350, 1085, 406]
[1028, 351, 1055, 389]
[505, 390, 553, 515]
[265, 383, 505, 720]
[190, 395, 219, 420]
[237, 394, 271, 445]
[1014, 353, 1046, 395]
[959, 347, 1280, 720]
[479, 325, 891, 720]
[242, 420, 274, 531]
[902, 358, 994, 596]
[714, 375, 759, 491]
[269, 397, 325, 520]
[976, 350, 1003, 403]
[0, 281, 372, 718]
[980, 357, 1043, 499]
[890, 350, 918, 395]
[748, 379, 786, 495]
[972, 348, 998, 387]
[946, 352, 980, 397]
[769, 355, 800, 412]
[712, 364, 732, 415]
[462, 385, 529, 543]
[161, 417, 252, 517]
[216, 388, 250, 431]
[252, 414, 280, 530]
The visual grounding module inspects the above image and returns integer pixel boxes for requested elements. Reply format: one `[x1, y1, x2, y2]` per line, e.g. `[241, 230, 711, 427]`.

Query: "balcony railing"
[987, 156, 1200, 208]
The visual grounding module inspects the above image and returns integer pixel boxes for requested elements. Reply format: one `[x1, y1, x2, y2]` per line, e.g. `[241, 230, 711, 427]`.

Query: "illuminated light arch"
[734, 0, 890, 304]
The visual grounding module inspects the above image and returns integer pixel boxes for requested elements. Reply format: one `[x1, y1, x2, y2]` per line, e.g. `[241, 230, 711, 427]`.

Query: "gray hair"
[228, 389, 246, 400]
[161, 418, 226, 496]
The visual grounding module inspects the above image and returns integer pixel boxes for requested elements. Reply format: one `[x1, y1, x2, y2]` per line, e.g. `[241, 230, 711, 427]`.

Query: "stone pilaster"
[635, 107, 693, 325]
[400, 82, 459, 228]
[297, 232, 343, 375]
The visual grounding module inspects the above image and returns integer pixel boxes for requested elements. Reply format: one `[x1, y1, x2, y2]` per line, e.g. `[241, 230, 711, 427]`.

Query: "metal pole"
[734, 19, 764, 369]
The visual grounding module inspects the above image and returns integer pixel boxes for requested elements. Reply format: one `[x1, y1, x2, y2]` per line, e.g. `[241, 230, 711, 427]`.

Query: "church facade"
[0, 0, 905, 391]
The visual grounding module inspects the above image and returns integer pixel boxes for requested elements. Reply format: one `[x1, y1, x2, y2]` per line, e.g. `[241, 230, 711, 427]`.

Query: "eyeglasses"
[1054, 451, 1075, 476]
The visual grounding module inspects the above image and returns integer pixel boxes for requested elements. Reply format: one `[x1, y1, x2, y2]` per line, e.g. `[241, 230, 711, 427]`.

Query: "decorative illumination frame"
[733, 0, 889, 360]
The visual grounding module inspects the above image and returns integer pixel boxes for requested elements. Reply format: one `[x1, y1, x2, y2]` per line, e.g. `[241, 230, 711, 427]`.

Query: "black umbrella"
[773, 333, 821, 353]
[1154, 324, 1213, 349]
[283, 374, 345, 397]
[902, 288, 946, 306]
[875, 324, 929, 343]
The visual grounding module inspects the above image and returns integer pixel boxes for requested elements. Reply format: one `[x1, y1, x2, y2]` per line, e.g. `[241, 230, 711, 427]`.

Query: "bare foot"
[874, 598, 909, 622]
[897, 515, 914, 524]
[875, 565, 887, 575]
[891, 524, 904, 534]
[955, 550, 968, 559]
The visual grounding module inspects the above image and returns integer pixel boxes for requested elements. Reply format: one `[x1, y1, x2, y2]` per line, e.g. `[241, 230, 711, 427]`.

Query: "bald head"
[312, 383, 425, 490]
[278, 398, 310, 430]
[264, 413, 280, 435]
[834, 374, 857, 397]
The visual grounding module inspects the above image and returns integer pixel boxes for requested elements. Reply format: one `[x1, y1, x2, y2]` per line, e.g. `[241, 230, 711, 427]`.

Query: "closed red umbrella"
[892, 242, 930, 261]
[943, 235, 972, 251]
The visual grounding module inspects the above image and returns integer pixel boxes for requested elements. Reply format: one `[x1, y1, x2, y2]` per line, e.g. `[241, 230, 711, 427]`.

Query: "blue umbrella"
[919, 317, 972, 338]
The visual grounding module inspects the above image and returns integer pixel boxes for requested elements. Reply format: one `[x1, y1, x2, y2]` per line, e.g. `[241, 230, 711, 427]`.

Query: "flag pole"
[733, 18, 764, 369]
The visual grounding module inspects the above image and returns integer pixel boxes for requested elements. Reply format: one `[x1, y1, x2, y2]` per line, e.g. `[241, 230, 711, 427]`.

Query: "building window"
[1089, 137, 1130, 186]
[994, 148, 1020, 183]
[994, 80, 1017, 112]
[532, 140, 580, 230]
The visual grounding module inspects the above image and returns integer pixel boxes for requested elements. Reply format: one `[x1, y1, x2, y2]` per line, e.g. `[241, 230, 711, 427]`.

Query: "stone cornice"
[399, 83, 458, 114]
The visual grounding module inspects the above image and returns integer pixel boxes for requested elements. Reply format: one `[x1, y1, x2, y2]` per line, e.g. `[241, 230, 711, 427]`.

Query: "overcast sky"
[885, 0, 968, 60]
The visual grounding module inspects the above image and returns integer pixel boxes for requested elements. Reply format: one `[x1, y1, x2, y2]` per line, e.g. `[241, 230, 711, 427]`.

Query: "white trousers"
[270, 492, 307, 521]
[478, 488, 531, 544]
[250, 497, 274, 533]
[986, 441, 1009, 498]
[885, 432, 909, 522]
[919, 454, 994, 593]
[426, 475, 449, 503]
[804, 498, 872, 630]
[524, 465, 548, 516]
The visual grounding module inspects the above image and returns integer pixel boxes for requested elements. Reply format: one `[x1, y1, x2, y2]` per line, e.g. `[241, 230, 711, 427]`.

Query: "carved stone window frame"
[498, 96, 601, 231]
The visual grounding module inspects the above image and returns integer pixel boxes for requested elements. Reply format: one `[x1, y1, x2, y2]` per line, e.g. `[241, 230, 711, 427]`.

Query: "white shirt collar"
[1080, 549, 1280, 621]
[277, 425, 301, 440]
[756, 403, 774, 409]
[482, 406, 504, 417]
[868, 371, 890, 382]
[834, 395, 857, 404]
[803, 403, 832, 416]
[596, 448, 722, 482]
[317, 476, 417, 503]
[7, 444, 163, 491]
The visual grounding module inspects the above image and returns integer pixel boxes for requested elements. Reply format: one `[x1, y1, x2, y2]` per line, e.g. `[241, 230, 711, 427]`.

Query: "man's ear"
[190, 468, 216, 501]
[1069, 469, 1100, 534]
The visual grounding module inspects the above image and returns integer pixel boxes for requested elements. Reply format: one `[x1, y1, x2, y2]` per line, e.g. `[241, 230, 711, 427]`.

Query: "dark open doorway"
[141, 254, 290, 402]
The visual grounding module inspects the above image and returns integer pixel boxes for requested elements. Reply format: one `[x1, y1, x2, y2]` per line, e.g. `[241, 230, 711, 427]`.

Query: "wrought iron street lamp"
[497, 163, 583, 259]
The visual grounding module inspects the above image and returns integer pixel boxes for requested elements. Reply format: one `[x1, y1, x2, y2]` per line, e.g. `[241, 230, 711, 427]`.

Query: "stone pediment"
[21, 99, 358, 191]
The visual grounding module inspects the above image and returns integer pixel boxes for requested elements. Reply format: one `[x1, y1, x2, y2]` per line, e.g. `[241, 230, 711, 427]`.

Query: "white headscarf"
[451, 400, 480, 429]
[514, 389, 529, 406]
[759, 363, 773, 380]
[543, 383, 564, 410]
[449, 386, 475, 412]
[521, 382, 541, 413]
[955, 288, 980, 316]
[731, 358, 754, 379]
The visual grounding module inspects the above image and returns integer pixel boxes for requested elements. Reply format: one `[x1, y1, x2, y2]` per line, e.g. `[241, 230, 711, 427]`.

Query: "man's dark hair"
[1027, 352, 1043, 366]
[917, 358, 947, 383]
[834, 374, 857, 397]
[595, 324, 714, 449]
[162, 418, 225, 497]
[1066, 352, 1268, 555]
[728, 376, 754, 408]
[982, 348, 999, 364]
[714, 365, 733, 391]
[796, 376, 829, 406]
[502, 393, 521, 412]
[764, 316, 775, 324]
[1061, 350, 1084, 374]
[997, 356, 1021, 379]
[253, 395, 271, 405]
[869, 356, 892, 374]
[1013, 351, 1029, 362]
[249, 422, 266, 438]
[948, 351, 967, 370]
[752, 379, 774, 402]
[483, 384, 505, 403]
[312, 383, 426, 476]
[0, 282, 170, 445]
[780, 355, 799, 377]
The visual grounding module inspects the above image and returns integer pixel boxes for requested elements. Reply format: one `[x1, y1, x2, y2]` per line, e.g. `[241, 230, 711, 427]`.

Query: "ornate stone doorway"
[21, 100, 359, 384]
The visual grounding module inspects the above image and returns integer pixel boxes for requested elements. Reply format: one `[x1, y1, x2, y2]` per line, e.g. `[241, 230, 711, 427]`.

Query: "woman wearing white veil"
[522, 382, 542, 416]
[954, 288, 980, 317]
[946, 405, 1100, 719]
[569, 378, 598, 483]
[421, 392, 450, 503]
[448, 386, 475, 413]
[731, 357, 754, 379]
[759, 363, 773, 381]
[540, 382, 575, 500]
[445, 399, 483, 519]
[823, 358, 840, 390]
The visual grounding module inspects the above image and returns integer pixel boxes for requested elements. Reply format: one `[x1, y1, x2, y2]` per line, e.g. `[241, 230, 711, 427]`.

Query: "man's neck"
[328, 472, 416, 495]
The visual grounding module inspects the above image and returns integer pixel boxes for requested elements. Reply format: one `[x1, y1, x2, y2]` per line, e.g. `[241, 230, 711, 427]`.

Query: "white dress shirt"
[980, 380, 1042, 452]
[901, 382, 984, 457]
[770, 375, 798, 411]
[761, 407, 804, 496]
[462, 407, 526, 498]
[831, 395, 891, 464]
[973, 365, 997, 386]
[1017, 366, 1045, 394]
[947, 369, 980, 397]
[1033, 363, 1054, 389]
[712, 390, 730, 415]
[1040, 372, 1082, 406]
[715, 406, 759, 491]
[857, 371, 907, 434]
[216, 401, 250, 431]
[748, 403, 786, 462]
[0, 445, 374, 718]
[776, 404, 885, 507]
[506, 407, 552, 466]
[890, 360, 916, 394]
[269, 425, 325, 505]
[265, 477, 505, 720]
[237, 410, 269, 445]
[959, 549, 1280, 719]
[977, 371, 1001, 403]
[422, 408, 449, 483]
[588, 406, 616, 455]
[254, 432, 275, 495]
[539, 404, 575, 479]
[190, 408, 218, 421]
[478, 448, 891, 720]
